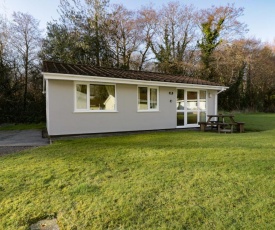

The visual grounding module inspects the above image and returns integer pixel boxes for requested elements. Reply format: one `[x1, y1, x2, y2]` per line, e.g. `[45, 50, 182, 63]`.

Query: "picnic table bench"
[198, 114, 245, 133]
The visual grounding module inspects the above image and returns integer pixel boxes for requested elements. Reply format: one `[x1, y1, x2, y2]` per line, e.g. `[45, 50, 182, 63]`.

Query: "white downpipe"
[215, 87, 228, 115]
[214, 93, 218, 115]
[42, 78, 46, 94]
[46, 80, 50, 135]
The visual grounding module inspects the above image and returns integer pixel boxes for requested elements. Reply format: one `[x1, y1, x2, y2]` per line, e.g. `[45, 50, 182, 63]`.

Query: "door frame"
[176, 89, 207, 128]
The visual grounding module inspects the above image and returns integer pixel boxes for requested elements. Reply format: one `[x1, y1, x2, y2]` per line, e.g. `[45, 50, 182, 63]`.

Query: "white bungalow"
[42, 61, 227, 136]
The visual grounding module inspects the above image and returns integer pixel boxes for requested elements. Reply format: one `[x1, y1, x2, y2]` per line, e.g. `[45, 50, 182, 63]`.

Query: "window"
[138, 86, 159, 111]
[75, 83, 116, 111]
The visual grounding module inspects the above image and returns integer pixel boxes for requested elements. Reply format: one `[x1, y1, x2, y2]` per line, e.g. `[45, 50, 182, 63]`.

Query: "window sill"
[74, 110, 118, 113]
[137, 110, 159, 113]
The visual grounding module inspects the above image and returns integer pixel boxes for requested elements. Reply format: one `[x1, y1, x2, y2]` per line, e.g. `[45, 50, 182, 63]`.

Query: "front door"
[176, 89, 207, 127]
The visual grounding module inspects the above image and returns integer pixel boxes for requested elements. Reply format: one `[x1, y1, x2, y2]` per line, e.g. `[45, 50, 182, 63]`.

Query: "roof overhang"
[42, 72, 228, 91]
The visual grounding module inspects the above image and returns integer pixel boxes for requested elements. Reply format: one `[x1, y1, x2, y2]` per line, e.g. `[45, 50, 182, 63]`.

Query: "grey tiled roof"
[43, 61, 222, 86]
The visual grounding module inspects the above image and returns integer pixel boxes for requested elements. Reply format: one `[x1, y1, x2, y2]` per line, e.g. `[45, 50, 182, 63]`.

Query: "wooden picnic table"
[199, 114, 245, 133]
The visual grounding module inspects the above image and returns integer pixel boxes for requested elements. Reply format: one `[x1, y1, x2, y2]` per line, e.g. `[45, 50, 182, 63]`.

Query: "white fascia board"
[42, 72, 228, 91]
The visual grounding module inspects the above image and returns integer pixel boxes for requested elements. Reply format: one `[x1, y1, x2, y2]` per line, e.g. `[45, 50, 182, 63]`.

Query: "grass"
[0, 123, 45, 131]
[0, 113, 274, 230]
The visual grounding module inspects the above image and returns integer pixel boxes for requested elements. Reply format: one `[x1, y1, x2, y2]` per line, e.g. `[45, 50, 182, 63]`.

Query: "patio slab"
[0, 130, 49, 147]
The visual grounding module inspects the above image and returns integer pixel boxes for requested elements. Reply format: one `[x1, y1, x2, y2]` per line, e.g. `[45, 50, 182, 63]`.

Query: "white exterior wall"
[46, 78, 221, 136]
[47, 80, 177, 135]
[207, 90, 218, 115]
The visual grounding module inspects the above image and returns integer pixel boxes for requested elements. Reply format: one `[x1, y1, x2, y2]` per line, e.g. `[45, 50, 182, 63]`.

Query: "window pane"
[138, 87, 148, 110]
[187, 112, 197, 124]
[177, 89, 184, 110]
[150, 88, 158, 109]
[90, 84, 115, 110]
[177, 112, 184, 126]
[187, 91, 197, 100]
[187, 91, 197, 110]
[200, 112, 206, 122]
[76, 84, 87, 109]
[199, 91, 206, 110]
[199, 101, 206, 110]
[200, 91, 206, 99]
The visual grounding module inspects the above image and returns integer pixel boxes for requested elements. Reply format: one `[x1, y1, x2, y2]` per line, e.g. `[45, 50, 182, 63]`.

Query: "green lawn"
[0, 114, 274, 230]
[0, 123, 45, 131]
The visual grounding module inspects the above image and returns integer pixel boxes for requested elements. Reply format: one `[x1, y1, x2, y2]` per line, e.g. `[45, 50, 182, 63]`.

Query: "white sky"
[1, 0, 274, 43]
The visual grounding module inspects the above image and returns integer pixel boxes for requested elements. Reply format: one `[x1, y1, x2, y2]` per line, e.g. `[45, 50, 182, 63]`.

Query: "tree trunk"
[95, 15, 100, 66]
[23, 45, 29, 112]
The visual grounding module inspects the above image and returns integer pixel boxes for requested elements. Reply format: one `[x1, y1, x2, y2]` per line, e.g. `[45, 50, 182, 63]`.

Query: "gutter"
[217, 87, 228, 94]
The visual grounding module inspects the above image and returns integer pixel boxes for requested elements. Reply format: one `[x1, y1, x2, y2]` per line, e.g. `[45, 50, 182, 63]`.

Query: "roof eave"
[42, 72, 228, 91]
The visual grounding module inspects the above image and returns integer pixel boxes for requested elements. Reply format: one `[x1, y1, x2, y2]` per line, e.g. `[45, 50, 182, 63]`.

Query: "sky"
[1, 0, 275, 43]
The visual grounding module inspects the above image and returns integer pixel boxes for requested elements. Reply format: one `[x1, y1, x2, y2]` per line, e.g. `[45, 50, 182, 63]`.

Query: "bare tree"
[134, 6, 158, 70]
[0, 14, 9, 62]
[106, 4, 139, 69]
[150, 1, 198, 74]
[9, 12, 42, 111]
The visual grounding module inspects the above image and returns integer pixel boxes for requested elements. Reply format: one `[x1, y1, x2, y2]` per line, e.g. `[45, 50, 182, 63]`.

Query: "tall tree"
[0, 15, 8, 63]
[1, 13, 45, 123]
[106, 4, 139, 69]
[197, 16, 224, 80]
[197, 4, 247, 81]
[85, 0, 110, 66]
[134, 6, 158, 70]
[213, 38, 275, 112]
[41, 22, 85, 63]
[42, 0, 111, 66]
[150, 2, 198, 74]
[9, 12, 42, 112]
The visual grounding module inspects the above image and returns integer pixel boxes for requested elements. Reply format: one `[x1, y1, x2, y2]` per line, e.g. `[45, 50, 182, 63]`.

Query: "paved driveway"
[0, 130, 49, 147]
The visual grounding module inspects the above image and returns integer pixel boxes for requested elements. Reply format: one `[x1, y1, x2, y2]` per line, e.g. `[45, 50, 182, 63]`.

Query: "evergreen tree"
[197, 16, 224, 81]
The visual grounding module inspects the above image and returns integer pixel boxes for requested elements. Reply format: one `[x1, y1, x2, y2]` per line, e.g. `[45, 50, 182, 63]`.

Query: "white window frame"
[137, 86, 159, 112]
[74, 82, 117, 112]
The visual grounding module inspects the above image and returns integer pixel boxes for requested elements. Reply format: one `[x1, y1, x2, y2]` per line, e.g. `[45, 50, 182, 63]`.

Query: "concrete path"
[0, 130, 49, 147]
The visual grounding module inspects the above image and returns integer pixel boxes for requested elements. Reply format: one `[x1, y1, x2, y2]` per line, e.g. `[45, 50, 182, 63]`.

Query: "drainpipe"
[214, 87, 228, 115]
[42, 77, 46, 94]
